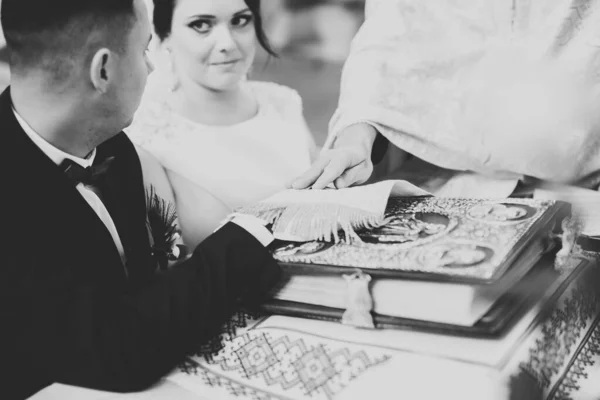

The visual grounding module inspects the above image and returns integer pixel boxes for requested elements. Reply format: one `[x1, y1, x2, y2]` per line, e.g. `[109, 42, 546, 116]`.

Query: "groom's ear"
[89, 48, 114, 93]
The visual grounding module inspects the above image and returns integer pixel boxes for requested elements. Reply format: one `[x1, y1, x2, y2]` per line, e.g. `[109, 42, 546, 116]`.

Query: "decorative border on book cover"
[272, 198, 555, 281]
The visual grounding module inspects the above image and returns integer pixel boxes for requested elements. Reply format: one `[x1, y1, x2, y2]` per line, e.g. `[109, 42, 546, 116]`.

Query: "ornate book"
[235, 181, 568, 334]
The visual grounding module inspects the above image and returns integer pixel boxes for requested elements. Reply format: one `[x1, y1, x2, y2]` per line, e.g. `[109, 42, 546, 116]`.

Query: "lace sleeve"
[255, 81, 318, 159]
[285, 87, 318, 160]
[126, 93, 171, 153]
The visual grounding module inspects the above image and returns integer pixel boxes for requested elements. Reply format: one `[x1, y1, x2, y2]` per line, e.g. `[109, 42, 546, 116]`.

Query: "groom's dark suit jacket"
[0, 88, 281, 399]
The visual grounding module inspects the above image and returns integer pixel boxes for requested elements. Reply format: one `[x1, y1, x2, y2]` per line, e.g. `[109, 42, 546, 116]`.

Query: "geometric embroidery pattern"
[552, 0, 595, 49]
[180, 330, 391, 400]
[519, 280, 600, 388]
[516, 263, 600, 400]
[549, 316, 600, 400]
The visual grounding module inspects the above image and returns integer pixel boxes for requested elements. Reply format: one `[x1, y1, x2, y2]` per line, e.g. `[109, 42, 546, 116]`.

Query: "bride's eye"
[189, 19, 212, 34]
[231, 14, 253, 28]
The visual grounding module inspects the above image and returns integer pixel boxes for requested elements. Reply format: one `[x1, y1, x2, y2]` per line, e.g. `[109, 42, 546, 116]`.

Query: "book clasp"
[341, 270, 375, 329]
[552, 216, 600, 272]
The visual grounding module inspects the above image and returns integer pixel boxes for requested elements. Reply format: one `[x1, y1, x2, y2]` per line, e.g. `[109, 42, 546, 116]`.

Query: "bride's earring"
[166, 49, 180, 92]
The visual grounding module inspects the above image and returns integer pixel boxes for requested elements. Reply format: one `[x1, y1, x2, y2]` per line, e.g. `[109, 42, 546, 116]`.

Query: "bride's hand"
[289, 123, 377, 190]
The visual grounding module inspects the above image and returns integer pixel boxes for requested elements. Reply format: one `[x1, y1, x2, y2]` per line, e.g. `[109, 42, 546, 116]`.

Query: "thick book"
[268, 235, 547, 326]
[235, 181, 568, 332]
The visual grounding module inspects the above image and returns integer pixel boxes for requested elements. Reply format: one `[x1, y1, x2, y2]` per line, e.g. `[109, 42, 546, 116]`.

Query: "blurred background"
[254, 0, 365, 145]
[0, 0, 366, 146]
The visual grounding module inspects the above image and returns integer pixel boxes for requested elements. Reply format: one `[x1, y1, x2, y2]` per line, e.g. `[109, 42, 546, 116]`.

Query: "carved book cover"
[235, 181, 567, 333]
[269, 197, 563, 283]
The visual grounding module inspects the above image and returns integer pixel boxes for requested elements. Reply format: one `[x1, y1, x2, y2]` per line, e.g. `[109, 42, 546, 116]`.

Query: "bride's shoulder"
[248, 81, 304, 116]
[126, 80, 176, 146]
[134, 145, 176, 205]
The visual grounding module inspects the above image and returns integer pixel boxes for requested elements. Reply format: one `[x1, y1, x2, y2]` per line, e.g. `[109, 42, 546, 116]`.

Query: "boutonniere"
[146, 185, 188, 271]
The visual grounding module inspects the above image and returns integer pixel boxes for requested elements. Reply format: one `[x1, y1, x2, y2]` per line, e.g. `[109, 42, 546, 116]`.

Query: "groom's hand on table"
[289, 123, 377, 190]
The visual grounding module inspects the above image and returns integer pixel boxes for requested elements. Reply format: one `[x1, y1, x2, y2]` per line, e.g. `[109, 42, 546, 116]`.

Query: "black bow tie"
[61, 156, 115, 187]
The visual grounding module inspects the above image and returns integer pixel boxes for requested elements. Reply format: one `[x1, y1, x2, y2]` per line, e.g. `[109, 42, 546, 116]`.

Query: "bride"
[128, 0, 315, 247]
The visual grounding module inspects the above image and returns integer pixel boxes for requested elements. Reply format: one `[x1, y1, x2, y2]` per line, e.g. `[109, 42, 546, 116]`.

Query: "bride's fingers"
[334, 162, 368, 189]
[290, 157, 330, 189]
[312, 158, 348, 190]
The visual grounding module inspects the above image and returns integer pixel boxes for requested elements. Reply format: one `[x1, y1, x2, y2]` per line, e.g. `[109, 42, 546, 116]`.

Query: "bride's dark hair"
[153, 0, 277, 57]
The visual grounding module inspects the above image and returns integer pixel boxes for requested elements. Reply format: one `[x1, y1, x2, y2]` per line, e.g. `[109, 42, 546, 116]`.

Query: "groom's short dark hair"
[1, 0, 136, 81]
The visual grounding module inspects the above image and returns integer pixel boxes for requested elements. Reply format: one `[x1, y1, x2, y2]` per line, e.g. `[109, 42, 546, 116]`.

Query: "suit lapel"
[95, 134, 156, 283]
[94, 154, 141, 279]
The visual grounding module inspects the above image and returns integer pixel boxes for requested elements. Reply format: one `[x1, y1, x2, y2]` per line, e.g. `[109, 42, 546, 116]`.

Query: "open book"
[234, 180, 567, 332]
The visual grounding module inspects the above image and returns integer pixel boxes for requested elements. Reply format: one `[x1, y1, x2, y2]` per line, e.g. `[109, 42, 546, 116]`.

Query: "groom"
[0, 0, 280, 398]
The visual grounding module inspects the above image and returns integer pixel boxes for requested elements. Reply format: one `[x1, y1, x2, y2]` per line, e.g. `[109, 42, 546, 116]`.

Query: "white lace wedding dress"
[127, 74, 315, 245]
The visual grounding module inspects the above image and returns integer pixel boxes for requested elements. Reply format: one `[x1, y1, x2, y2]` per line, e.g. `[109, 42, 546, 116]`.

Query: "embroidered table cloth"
[31, 259, 600, 400]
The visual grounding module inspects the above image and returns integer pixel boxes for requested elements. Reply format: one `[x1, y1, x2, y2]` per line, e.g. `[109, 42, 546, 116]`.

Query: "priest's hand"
[289, 123, 377, 190]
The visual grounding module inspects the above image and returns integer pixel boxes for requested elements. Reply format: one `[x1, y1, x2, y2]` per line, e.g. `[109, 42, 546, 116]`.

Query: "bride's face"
[168, 0, 256, 92]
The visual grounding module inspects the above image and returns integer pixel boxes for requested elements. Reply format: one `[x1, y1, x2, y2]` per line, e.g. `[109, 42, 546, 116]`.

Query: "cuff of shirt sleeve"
[229, 215, 274, 247]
